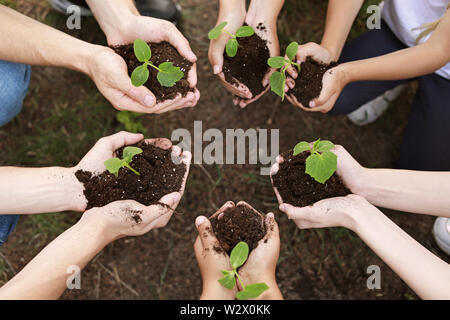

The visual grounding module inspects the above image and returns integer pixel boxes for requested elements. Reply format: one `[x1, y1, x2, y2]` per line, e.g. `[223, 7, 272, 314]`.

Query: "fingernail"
[262, 79, 268, 87]
[309, 101, 316, 108]
[195, 216, 206, 227]
[213, 65, 220, 74]
[190, 52, 197, 62]
[144, 95, 155, 107]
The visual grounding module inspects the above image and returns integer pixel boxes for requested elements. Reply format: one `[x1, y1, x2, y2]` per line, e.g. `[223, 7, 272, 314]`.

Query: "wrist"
[201, 282, 237, 300]
[66, 167, 87, 212]
[75, 211, 114, 248]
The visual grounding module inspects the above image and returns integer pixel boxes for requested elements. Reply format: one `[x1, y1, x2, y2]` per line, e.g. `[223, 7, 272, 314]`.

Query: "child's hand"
[270, 145, 366, 206]
[194, 202, 238, 300]
[237, 210, 283, 300]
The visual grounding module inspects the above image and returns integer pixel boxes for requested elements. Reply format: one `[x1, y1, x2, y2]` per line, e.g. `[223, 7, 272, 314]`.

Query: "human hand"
[73, 131, 192, 211]
[286, 62, 349, 113]
[79, 191, 182, 242]
[194, 202, 238, 300]
[87, 18, 199, 113]
[270, 144, 368, 205]
[237, 204, 283, 300]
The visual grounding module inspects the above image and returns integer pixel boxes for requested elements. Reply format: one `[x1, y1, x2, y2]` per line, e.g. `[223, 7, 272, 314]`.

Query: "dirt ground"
[0, 0, 448, 300]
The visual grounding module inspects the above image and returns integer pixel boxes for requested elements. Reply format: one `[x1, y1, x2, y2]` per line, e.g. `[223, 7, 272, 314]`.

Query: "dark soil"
[288, 57, 338, 107]
[223, 30, 270, 98]
[112, 41, 194, 103]
[210, 204, 266, 254]
[272, 150, 351, 207]
[75, 141, 186, 209]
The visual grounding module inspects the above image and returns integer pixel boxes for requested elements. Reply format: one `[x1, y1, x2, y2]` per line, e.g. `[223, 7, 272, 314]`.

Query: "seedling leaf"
[104, 158, 124, 177]
[230, 241, 249, 269]
[236, 26, 254, 38]
[269, 71, 285, 100]
[267, 56, 287, 69]
[208, 21, 228, 40]
[131, 65, 149, 87]
[236, 283, 269, 300]
[123, 146, 143, 163]
[305, 151, 337, 183]
[157, 62, 184, 87]
[226, 38, 239, 57]
[315, 140, 335, 153]
[218, 272, 236, 290]
[286, 42, 298, 61]
[293, 141, 310, 155]
[133, 39, 151, 62]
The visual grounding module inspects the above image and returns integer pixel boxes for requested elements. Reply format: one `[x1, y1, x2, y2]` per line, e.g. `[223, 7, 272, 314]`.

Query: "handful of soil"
[112, 41, 194, 103]
[223, 28, 270, 98]
[210, 204, 266, 255]
[75, 141, 186, 209]
[288, 57, 338, 108]
[272, 150, 350, 208]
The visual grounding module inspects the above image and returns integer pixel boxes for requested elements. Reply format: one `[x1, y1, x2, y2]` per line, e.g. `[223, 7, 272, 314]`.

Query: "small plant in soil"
[130, 39, 184, 87]
[208, 22, 255, 57]
[293, 139, 337, 184]
[267, 42, 301, 100]
[219, 241, 269, 300]
[104, 146, 143, 177]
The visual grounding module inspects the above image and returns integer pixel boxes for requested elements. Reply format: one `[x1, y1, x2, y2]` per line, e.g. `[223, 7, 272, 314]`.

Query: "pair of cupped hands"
[208, 6, 344, 112]
[92, 10, 342, 114]
[71, 131, 373, 299]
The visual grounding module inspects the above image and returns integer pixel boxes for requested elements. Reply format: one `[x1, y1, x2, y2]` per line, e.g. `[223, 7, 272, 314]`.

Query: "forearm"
[357, 168, 450, 217]
[342, 10, 450, 82]
[85, 0, 139, 44]
[351, 207, 450, 299]
[219, 0, 246, 17]
[247, 0, 285, 23]
[320, 0, 364, 60]
[0, 167, 85, 214]
[0, 5, 97, 73]
[0, 216, 111, 299]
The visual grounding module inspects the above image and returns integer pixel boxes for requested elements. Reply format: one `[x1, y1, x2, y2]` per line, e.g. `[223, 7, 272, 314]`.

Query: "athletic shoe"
[347, 84, 407, 126]
[433, 217, 450, 256]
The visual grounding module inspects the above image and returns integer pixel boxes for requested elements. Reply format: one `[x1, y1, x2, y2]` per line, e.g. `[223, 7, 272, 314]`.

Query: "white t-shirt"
[381, 0, 450, 79]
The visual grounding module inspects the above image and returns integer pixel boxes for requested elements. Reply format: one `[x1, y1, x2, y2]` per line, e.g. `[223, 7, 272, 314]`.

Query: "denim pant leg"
[0, 60, 31, 126]
[0, 60, 31, 246]
[397, 74, 450, 171]
[329, 20, 412, 116]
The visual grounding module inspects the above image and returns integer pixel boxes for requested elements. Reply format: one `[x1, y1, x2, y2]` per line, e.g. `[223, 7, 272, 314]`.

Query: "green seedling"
[104, 146, 143, 177]
[267, 42, 301, 100]
[293, 139, 337, 184]
[116, 111, 147, 135]
[219, 241, 269, 300]
[208, 22, 255, 57]
[130, 39, 184, 87]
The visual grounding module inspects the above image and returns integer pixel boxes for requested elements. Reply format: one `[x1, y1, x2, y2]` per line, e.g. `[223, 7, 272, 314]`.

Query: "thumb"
[209, 34, 229, 75]
[116, 73, 157, 108]
[279, 203, 310, 220]
[166, 24, 197, 62]
[195, 216, 219, 250]
[309, 74, 334, 108]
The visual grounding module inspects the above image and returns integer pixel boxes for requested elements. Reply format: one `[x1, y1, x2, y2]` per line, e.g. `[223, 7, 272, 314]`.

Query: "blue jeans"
[330, 21, 450, 171]
[0, 60, 31, 246]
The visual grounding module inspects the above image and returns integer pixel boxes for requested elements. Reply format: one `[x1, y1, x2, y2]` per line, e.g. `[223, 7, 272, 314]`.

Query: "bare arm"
[341, 9, 450, 82]
[280, 196, 450, 300]
[0, 5, 97, 72]
[320, 0, 364, 60]
[0, 167, 84, 214]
